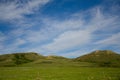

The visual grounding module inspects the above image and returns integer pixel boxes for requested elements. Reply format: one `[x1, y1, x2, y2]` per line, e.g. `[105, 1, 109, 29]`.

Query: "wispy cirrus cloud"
[0, 0, 120, 57]
[96, 32, 120, 46]
[0, 32, 6, 42]
[42, 30, 91, 52]
[40, 6, 120, 54]
[0, 0, 50, 21]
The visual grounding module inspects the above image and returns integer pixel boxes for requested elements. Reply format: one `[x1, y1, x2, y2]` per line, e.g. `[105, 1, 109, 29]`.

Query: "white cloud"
[43, 18, 84, 32]
[96, 32, 120, 45]
[24, 30, 49, 42]
[0, 32, 6, 42]
[85, 7, 120, 32]
[13, 38, 26, 46]
[42, 30, 91, 52]
[0, 0, 50, 21]
[0, 32, 6, 50]
[0, 38, 26, 53]
[60, 48, 98, 58]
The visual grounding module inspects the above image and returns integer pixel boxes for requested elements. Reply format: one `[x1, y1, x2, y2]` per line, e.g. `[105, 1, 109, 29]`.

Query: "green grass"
[0, 66, 120, 80]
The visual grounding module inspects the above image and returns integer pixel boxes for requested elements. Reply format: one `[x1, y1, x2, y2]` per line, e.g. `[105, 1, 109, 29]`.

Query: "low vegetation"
[0, 67, 120, 80]
[75, 50, 120, 67]
[0, 52, 44, 67]
[0, 50, 120, 80]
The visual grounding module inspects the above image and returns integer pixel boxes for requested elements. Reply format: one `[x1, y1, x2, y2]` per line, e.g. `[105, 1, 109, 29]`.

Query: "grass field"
[0, 66, 120, 80]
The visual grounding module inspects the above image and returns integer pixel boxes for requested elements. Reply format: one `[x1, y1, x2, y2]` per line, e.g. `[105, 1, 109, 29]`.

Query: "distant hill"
[0, 52, 71, 67]
[0, 52, 44, 67]
[75, 50, 120, 67]
[0, 50, 120, 67]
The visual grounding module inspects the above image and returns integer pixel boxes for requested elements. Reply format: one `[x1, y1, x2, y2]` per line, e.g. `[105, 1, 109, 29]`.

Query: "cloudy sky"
[0, 0, 120, 57]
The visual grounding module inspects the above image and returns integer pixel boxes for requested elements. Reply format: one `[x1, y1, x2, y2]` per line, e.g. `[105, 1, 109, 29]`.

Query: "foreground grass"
[0, 66, 120, 80]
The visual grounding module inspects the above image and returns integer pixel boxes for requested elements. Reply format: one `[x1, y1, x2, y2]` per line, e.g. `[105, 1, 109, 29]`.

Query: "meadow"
[0, 66, 120, 80]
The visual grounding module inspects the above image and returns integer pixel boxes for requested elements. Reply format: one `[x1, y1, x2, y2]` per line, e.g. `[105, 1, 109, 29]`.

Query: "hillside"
[0, 52, 73, 67]
[0, 52, 93, 67]
[75, 50, 120, 67]
[0, 50, 120, 67]
[0, 52, 44, 67]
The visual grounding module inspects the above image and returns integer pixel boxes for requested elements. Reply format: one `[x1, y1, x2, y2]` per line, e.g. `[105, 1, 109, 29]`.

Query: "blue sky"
[0, 0, 120, 57]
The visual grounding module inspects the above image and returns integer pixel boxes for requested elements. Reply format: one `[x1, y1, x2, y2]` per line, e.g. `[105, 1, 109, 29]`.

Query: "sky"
[0, 0, 120, 57]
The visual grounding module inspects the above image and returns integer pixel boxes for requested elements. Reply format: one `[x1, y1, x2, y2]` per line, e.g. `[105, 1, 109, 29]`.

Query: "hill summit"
[75, 50, 120, 67]
[0, 52, 44, 67]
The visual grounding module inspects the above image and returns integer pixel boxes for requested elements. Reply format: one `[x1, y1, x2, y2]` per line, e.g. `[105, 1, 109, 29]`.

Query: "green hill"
[0, 52, 44, 67]
[0, 52, 72, 67]
[75, 50, 120, 67]
[0, 50, 120, 67]
[0, 52, 92, 67]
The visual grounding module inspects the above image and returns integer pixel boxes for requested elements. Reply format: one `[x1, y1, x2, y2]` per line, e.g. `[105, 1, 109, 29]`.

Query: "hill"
[0, 52, 72, 67]
[75, 50, 120, 67]
[0, 52, 93, 67]
[0, 52, 44, 67]
[0, 50, 120, 67]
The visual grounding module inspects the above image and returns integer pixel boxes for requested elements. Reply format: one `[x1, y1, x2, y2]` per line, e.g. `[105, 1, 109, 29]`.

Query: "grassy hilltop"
[0, 52, 44, 67]
[75, 50, 120, 67]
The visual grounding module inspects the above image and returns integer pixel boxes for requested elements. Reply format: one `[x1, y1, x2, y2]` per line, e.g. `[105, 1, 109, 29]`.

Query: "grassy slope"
[19, 54, 97, 67]
[0, 52, 44, 67]
[0, 50, 120, 67]
[0, 52, 96, 67]
[75, 50, 120, 67]
[0, 67, 120, 80]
